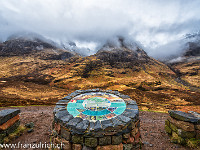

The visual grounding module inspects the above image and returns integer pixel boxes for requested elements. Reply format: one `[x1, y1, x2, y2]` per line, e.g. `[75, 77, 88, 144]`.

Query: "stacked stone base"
[0, 109, 20, 144]
[165, 110, 200, 148]
[52, 89, 142, 150]
[51, 120, 141, 150]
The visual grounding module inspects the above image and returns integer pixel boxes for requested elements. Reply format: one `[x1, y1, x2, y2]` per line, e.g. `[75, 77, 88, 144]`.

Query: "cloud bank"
[0, 0, 200, 58]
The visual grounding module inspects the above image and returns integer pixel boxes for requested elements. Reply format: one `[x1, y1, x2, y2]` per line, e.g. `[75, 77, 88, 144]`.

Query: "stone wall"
[0, 109, 20, 144]
[165, 110, 200, 148]
[52, 89, 142, 150]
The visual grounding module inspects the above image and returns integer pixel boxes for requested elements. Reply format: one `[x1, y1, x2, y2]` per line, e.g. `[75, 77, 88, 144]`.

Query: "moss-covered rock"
[186, 138, 200, 148]
[165, 125, 172, 134]
[165, 119, 170, 127]
[169, 123, 177, 132]
[71, 135, 83, 144]
[177, 129, 196, 138]
[84, 137, 98, 148]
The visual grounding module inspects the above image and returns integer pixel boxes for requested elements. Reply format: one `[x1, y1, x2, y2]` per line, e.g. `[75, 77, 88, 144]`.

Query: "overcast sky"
[0, 0, 200, 58]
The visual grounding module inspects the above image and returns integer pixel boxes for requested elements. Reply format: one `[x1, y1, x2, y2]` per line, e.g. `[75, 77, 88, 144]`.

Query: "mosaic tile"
[67, 92, 126, 121]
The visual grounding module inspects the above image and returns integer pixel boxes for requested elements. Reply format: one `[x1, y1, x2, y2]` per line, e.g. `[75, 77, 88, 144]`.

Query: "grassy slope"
[0, 54, 199, 112]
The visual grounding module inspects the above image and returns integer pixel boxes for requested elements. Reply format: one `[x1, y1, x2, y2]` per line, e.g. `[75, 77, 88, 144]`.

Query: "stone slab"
[76, 120, 89, 132]
[6, 120, 20, 135]
[54, 109, 70, 122]
[168, 110, 199, 123]
[177, 129, 196, 138]
[0, 109, 20, 125]
[66, 118, 83, 129]
[168, 117, 195, 131]
[123, 109, 138, 120]
[116, 115, 131, 125]
[60, 126, 71, 140]
[0, 115, 19, 130]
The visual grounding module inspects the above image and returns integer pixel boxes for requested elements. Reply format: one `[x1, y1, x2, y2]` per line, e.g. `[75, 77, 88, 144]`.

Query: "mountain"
[0, 35, 199, 113]
[166, 33, 200, 91]
[0, 35, 76, 60]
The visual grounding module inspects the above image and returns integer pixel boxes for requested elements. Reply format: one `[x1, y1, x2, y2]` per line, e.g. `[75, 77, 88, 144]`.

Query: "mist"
[0, 0, 200, 58]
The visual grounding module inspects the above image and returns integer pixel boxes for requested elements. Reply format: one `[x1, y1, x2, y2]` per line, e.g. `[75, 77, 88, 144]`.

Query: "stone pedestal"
[52, 89, 141, 150]
[165, 110, 200, 148]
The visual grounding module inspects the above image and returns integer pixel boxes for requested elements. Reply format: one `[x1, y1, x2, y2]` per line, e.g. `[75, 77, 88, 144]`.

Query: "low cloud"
[0, 0, 200, 58]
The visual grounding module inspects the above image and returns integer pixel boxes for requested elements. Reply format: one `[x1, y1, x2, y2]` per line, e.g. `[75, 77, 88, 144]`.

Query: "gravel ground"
[0, 106, 193, 150]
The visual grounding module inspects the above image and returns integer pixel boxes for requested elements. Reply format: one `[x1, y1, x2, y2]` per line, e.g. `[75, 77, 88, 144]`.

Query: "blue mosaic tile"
[67, 92, 126, 121]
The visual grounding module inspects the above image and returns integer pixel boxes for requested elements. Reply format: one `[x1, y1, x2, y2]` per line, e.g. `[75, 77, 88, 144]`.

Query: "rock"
[168, 110, 199, 123]
[63, 96, 71, 100]
[27, 129, 34, 133]
[186, 138, 200, 148]
[96, 143, 123, 150]
[134, 131, 141, 143]
[125, 100, 137, 105]
[123, 144, 133, 150]
[123, 136, 134, 144]
[55, 110, 70, 122]
[99, 136, 111, 146]
[0, 115, 20, 130]
[149, 144, 153, 147]
[71, 135, 83, 144]
[165, 125, 172, 134]
[116, 115, 131, 124]
[66, 118, 83, 129]
[196, 130, 200, 139]
[188, 111, 200, 118]
[171, 131, 179, 142]
[111, 118, 123, 127]
[101, 120, 113, 130]
[60, 126, 71, 140]
[6, 120, 20, 134]
[168, 117, 195, 131]
[60, 114, 73, 125]
[84, 137, 98, 148]
[118, 94, 130, 99]
[165, 120, 170, 127]
[0, 109, 20, 125]
[123, 109, 138, 119]
[25, 122, 34, 128]
[195, 124, 200, 130]
[82, 146, 94, 150]
[123, 133, 130, 139]
[76, 120, 89, 132]
[169, 122, 178, 132]
[177, 129, 196, 138]
[62, 140, 71, 150]
[131, 127, 139, 136]
[126, 104, 138, 110]
[112, 135, 122, 145]
[72, 144, 82, 150]
[94, 120, 102, 131]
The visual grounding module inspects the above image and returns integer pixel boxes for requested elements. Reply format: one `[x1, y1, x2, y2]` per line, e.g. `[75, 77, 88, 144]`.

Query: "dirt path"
[0, 106, 192, 150]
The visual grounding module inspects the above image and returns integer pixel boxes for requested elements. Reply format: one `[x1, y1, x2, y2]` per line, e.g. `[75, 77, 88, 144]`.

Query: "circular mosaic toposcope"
[53, 89, 141, 149]
[53, 89, 139, 136]
[67, 92, 126, 121]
